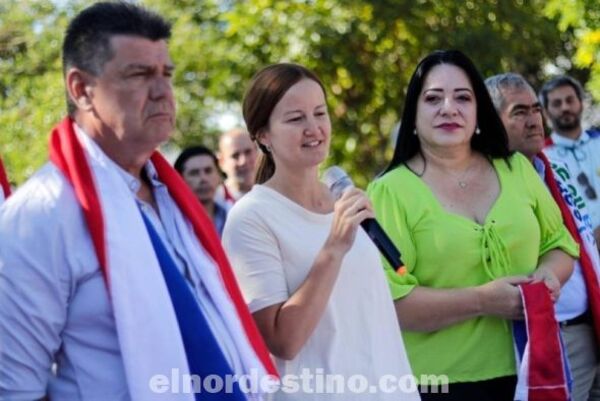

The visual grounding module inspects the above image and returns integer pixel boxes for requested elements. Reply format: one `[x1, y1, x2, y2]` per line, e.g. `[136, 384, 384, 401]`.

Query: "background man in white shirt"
[540, 75, 600, 250]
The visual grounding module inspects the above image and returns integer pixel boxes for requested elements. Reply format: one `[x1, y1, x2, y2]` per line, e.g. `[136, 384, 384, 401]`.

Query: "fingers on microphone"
[341, 195, 372, 220]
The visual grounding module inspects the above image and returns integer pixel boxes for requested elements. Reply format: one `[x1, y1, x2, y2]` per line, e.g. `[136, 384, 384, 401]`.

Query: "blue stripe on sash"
[513, 321, 527, 363]
[140, 210, 247, 400]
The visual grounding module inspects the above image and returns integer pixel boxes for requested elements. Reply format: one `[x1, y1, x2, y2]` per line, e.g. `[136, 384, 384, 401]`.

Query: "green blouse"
[367, 152, 578, 383]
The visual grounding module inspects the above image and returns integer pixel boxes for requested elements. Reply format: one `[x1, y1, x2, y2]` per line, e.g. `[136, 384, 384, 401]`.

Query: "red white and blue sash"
[513, 282, 571, 401]
[0, 156, 11, 204]
[49, 117, 277, 400]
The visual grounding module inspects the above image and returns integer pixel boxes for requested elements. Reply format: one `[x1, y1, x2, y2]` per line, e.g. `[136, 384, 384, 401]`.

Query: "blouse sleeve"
[367, 175, 420, 300]
[516, 153, 579, 258]
[222, 205, 289, 313]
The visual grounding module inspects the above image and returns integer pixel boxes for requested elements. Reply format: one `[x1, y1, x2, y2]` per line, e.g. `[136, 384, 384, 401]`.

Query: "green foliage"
[0, 1, 82, 182]
[0, 0, 573, 186]
[545, 0, 600, 100]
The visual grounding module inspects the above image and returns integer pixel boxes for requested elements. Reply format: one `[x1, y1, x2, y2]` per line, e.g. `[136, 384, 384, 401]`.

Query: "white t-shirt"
[223, 185, 419, 401]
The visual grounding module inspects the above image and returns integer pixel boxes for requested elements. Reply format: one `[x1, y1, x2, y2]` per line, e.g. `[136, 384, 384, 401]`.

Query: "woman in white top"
[222, 63, 419, 400]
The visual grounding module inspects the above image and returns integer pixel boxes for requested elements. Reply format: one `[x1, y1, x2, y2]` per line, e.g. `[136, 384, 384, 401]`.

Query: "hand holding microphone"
[324, 187, 375, 256]
[322, 166, 407, 275]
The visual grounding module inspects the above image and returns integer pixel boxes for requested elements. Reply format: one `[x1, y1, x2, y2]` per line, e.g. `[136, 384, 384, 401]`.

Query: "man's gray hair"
[485, 73, 535, 113]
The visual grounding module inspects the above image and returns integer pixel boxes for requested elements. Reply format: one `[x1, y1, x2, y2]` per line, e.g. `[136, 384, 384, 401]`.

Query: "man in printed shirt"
[487, 73, 600, 401]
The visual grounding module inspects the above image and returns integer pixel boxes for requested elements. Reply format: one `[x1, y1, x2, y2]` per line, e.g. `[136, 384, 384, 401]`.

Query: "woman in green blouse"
[368, 50, 578, 400]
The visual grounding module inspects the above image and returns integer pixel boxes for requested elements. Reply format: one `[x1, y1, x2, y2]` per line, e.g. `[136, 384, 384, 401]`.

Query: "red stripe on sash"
[0, 156, 12, 199]
[49, 118, 108, 285]
[521, 282, 568, 401]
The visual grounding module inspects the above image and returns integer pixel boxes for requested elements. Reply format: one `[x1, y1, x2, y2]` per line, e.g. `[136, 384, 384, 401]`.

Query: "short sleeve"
[516, 153, 579, 258]
[222, 206, 289, 313]
[367, 174, 420, 300]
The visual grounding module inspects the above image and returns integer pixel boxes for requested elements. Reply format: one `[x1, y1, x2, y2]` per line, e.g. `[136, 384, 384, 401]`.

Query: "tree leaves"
[0, 0, 578, 186]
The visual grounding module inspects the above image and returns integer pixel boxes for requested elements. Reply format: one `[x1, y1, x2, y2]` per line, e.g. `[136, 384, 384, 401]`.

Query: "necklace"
[440, 159, 476, 189]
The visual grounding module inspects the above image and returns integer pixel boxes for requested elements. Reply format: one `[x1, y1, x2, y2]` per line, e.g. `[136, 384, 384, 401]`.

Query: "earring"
[265, 144, 272, 153]
[475, 126, 481, 135]
[413, 128, 418, 136]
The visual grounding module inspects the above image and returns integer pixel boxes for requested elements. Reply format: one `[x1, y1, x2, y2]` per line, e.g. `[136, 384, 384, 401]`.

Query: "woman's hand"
[530, 269, 561, 302]
[476, 275, 533, 320]
[324, 187, 375, 256]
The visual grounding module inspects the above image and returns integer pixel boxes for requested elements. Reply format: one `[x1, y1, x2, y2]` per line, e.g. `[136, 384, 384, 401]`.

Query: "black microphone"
[322, 166, 406, 275]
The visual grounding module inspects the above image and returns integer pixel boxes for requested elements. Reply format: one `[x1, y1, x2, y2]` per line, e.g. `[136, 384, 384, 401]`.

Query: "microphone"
[322, 166, 406, 275]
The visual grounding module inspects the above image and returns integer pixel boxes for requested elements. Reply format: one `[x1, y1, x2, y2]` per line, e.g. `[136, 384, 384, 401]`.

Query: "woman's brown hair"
[242, 63, 326, 184]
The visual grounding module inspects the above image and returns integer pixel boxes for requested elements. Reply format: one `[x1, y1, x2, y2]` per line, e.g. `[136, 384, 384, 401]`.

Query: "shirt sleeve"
[0, 192, 71, 399]
[222, 206, 289, 313]
[517, 153, 579, 258]
[367, 175, 420, 300]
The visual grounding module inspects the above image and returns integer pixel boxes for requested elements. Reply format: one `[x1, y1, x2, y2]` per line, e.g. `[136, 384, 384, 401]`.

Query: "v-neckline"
[403, 158, 504, 227]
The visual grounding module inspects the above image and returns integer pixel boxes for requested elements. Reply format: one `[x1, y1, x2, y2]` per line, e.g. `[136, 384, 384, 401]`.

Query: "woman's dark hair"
[383, 50, 511, 175]
[242, 63, 326, 184]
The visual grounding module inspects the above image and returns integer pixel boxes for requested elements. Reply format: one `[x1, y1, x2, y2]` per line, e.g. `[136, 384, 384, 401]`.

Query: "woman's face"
[414, 63, 477, 152]
[261, 78, 331, 171]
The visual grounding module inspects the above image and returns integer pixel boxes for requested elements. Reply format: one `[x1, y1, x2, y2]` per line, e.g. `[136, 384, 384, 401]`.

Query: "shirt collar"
[532, 155, 545, 179]
[73, 123, 164, 195]
[550, 130, 591, 148]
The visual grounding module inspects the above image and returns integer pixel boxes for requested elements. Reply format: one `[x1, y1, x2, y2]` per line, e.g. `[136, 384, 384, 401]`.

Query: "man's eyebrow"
[123, 64, 154, 72]
[122, 63, 175, 73]
[509, 102, 541, 112]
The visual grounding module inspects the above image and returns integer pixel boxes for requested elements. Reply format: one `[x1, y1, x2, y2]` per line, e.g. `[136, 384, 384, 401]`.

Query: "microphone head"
[322, 166, 354, 200]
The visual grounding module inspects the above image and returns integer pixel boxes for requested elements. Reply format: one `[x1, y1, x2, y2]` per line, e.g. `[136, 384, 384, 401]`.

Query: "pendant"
[458, 181, 467, 189]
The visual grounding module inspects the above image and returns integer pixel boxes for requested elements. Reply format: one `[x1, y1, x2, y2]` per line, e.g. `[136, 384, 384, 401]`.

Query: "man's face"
[545, 85, 583, 132]
[181, 155, 222, 204]
[86, 35, 176, 151]
[218, 132, 257, 190]
[499, 87, 545, 159]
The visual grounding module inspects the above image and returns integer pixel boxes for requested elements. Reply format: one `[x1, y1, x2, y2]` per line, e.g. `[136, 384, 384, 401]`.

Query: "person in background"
[368, 50, 577, 400]
[486, 72, 600, 401]
[223, 63, 420, 401]
[175, 145, 229, 236]
[540, 75, 600, 251]
[216, 127, 258, 205]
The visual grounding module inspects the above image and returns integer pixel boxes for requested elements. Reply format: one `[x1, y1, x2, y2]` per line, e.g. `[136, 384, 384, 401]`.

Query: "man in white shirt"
[0, 3, 274, 400]
[540, 75, 600, 250]
[487, 73, 600, 401]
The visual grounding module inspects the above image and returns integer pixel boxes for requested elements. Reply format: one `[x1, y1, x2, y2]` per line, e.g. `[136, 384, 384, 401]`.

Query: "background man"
[486, 73, 600, 401]
[540, 75, 600, 249]
[216, 127, 257, 204]
[175, 145, 229, 236]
